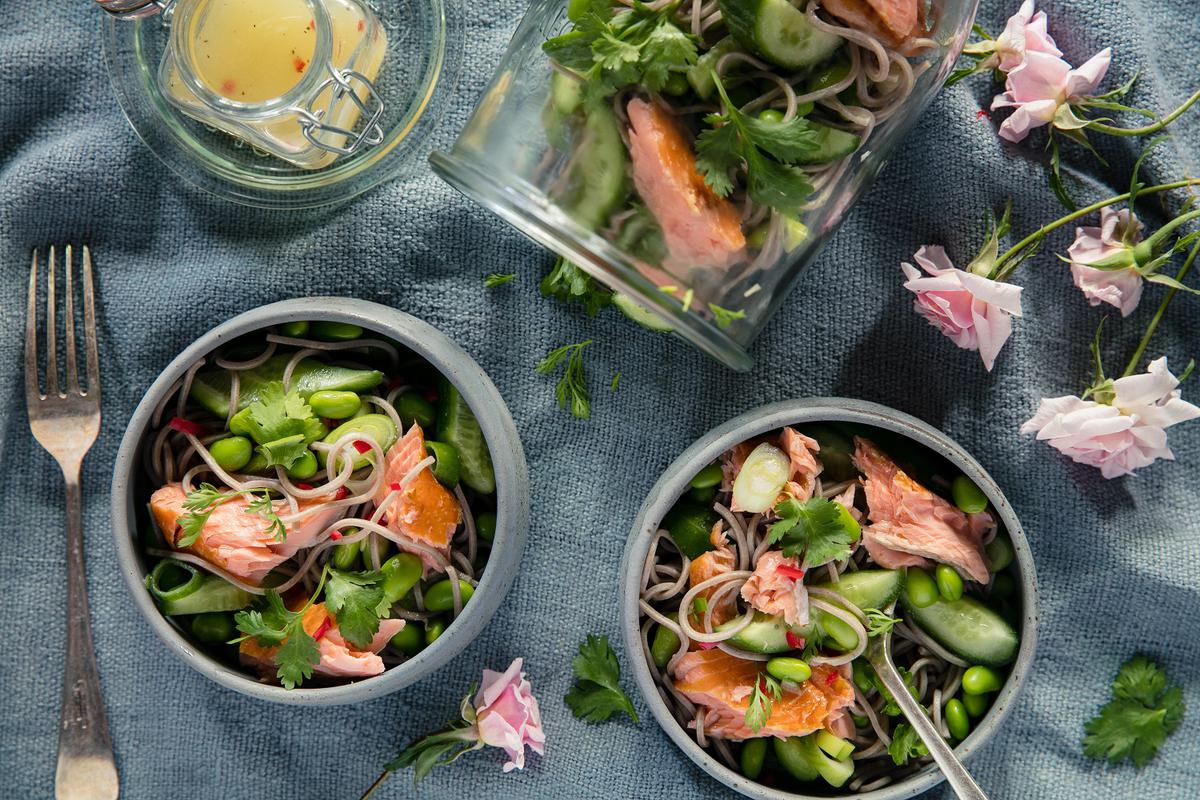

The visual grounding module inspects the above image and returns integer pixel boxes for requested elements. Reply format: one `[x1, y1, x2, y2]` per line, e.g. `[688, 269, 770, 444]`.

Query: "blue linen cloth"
[1, 1, 1198, 798]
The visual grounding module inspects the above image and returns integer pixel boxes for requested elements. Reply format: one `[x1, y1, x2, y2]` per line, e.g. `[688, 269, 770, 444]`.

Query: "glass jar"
[99, 0, 460, 207]
[431, 0, 980, 370]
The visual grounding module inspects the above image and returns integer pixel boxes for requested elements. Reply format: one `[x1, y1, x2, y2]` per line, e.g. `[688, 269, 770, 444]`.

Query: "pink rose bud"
[1067, 207, 1145, 317]
[474, 658, 546, 773]
[991, 48, 1111, 142]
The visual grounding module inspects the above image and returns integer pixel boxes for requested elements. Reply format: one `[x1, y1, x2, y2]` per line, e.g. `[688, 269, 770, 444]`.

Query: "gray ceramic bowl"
[112, 298, 529, 705]
[620, 398, 1038, 799]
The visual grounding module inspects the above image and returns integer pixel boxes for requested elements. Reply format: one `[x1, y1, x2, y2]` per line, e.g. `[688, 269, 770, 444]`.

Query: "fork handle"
[56, 472, 119, 800]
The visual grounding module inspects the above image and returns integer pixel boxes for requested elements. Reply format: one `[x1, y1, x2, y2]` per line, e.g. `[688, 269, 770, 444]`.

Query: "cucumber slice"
[793, 124, 861, 165]
[561, 104, 628, 231]
[774, 737, 820, 781]
[901, 593, 1019, 667]
[322, 414, 398, 470]
[718, 0, 843, 71]
[687, 36, 740, 99]
[189, 354, 383, 419]
[810, 569, 902, 611]
[437, 377, 496, 494]
[722, 611, 802, 654]
[662, 502, 719, 559]
[550, 70, 583, 116]
[614, 293, 674, 332]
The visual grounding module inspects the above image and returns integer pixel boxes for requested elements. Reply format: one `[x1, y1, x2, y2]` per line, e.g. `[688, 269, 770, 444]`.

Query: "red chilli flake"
[330, 531, 343, 541]
[294, 57, 307, 73]
[168, 417, 207, 437]
[221, 79, 236, 95]
[352, 440, 372, 454]
[775, 564, 806, 581]
[357, 19, 365, 31]
[335, 487, 349, 500]
[786, 631, 805, 650]
[312, 618, 332, 640]
[389, 482, 402, 491]
[825, 671, 838, 687]
[295, 482, 314, 491]
[975, 109, 992, 121]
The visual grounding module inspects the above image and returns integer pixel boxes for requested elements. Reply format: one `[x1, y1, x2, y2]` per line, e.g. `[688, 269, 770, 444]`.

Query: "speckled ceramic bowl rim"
[620, 398, 1038, 800]
[111, 298, 530, 705]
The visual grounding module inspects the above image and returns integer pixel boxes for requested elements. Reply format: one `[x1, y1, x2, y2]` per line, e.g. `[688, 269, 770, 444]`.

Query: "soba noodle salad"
[139, 321, 497, 689]
[542, 0, 939, 320]
[638, 425, 1021, 792]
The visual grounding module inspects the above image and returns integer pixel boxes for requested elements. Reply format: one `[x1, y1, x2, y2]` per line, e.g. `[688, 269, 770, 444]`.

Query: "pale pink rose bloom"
[992, 48, 1111, 142]
[993, 0, 1062, 71]
[1068, 207, 1144, 316]
[474, 658, 546, 773]
[901, 246, 1024, 372]
[1021, 358, 1200, 478]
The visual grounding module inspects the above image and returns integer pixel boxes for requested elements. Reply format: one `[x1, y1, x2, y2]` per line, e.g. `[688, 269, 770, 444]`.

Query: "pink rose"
[474, 658, 546, 773]
[1068, 207, 1144, 316]
[990, 0, 1062, 71]
[1021, 357, 1200, 478]
[991, 48, 1111, 142]
[901, 246, 1024, 372]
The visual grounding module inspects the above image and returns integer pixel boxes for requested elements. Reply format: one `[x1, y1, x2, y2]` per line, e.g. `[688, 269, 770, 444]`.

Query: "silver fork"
[26, 246, 119, 800]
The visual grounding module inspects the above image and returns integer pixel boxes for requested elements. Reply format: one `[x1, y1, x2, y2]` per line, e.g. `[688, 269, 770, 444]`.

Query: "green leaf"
[1083, 654, 1185, 768]
[744, 150, 812, 216]
[245, 491, 287, 541]
[1046, 134, 1078, 212]
[275, 629, 320, 690]
[743, 673, 782, 733]
[537, 341, 593, 420]
[863, 607, 900, 638]
[708, 303, 746, 329]
[766, 497, 858, 567]
[695, 122, 742, 197]
[888, 722, 929, 765]
[564, 634, 639, 723]
[238, 381, 325, 468]
[484, 272, 517, 288]
[540, 257, 613, 316]
[176, 508, 213, 548]
[324, 568, 389, 649]
[740, 114, 819, 163]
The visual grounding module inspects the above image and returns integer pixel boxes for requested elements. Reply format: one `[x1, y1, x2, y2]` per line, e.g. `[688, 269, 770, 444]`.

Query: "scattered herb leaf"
[537, 341, 593, 420]
[766, 496, 859, 567]
[744, 673, 783, 733]
[888, 722, 929, 765]
[540, 257, 613, 316]
[484, 272, 517, 288]
[863, 607, 901, 638]
[708, 303, 746, 329]
[1083, 654, 1184, 768]
[177, 483, 287, 546]
[565, 634, 639, 723]
[324, 568, 391, 649]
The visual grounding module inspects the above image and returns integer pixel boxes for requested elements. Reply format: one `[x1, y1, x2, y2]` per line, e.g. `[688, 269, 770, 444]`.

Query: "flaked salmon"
[781, 427, 822, 501]
[150, 483, 342, 586]
[822, 0, 919, 48]
[240, 602, 405, 679]
[673, 649, 854, 740]
[854, 438, 989, 583]
[371, 423, 461, 572]
[687, 523, 737, 627]
[626, 97, 746, 270]
[741, 550, 808, 626]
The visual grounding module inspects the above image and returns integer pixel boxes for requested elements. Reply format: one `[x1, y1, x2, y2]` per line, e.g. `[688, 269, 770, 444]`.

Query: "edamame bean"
[650, 624, 680, 668]
[310, 321, 363, 341]
[945, 698, 970, 740]
[986, 534, 1015, 572]
[331, 539, 361, 571]
[852, 660, 874, 693]
[690, 462, 724, 489]
[794, 100, 815, 117]
[740, 738, 767, 780]
[766, 657, 813, 684]
[935, 564, 964, 602]
[287, 450, 319, 480]
[381, 553, 423, 604]
[663, 72, 690, 97]
[475, 511, 497, 543]
[425, 618, 446, 646]
[397, 392, 437, 430]
[278, 321, 309, 337]
[309, 390, 361, 420]
[209, 436, 252, 472]
[962, 665, 1002, 695]
[951, 475, 989, 514]
[191, 612, 234, 644]
[991, 572, 1016, 600]
[905, 567, 939, 608]
[962, 691, 990, 718]
[758, 108, 785, 123]
[424, 579, 475, 613]
[390, 624, 424, 655]
[425, 441, 461, 487]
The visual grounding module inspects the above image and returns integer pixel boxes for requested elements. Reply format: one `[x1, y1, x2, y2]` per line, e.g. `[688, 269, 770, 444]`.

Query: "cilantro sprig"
[888, 722, 929, 765]
[236, 380, 325, 470]
[537, 341, 593, 420]
[863, 607, 901, 638]
[766, 496, 860, 567]
[540, 256, 612, 316]
[1083, 654, 1185, 768]
[231, 566, 331, 689]
[744, 673, 783, 733]
[324, 568, 392, 649]
[565, 634, 639, 723]
[696, 73, 819, 215]
[177, 483, 287, 547]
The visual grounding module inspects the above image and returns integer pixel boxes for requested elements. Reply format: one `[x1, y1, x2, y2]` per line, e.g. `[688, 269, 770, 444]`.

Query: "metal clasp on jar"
[293, 66, 386, 157]
[94, 0, 171, 19]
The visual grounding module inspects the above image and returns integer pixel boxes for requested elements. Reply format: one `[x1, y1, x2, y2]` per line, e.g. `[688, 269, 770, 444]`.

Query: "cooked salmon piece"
[240, 602, 406, 680]
[853, 438, 989, 583]
[626, 97, 746, 270]
[822, 0, 919, 49]
[150, 483, 343, 586]
[781, 427, 822, 501]
[741, 551, 808, 626]
[688, 523, 738, 627]
[371, 423, 461, 573]
[673, 649, 854, 740]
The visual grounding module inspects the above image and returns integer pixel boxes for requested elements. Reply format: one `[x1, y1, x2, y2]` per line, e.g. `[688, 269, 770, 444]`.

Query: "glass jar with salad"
[431, 0, 980, 369]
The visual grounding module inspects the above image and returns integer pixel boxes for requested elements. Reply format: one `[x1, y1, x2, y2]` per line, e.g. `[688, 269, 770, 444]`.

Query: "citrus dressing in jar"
[157, 0, 388, 169]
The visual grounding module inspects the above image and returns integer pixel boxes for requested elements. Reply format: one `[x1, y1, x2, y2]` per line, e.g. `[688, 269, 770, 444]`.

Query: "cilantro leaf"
[565, 634, 639, 723]
[708, 303, 746, 329]
[229, 571, 330, 690]
[245, 491, 287, 541]
[324, 568, 390, 649]
[540, 256, 612, 316]
[177, 483, 286, 546]
[766, 496, 859, 567]
[888, 722, 929, 765]
[1083, 654, 1185, 768]
[537, 341, 593, 420]
[744, 673, 782, 733]
[238, 381, 325, 469]
[275, 630, 320, 690]
[484, 272, 517, 288]
[695, 121, 741, 197]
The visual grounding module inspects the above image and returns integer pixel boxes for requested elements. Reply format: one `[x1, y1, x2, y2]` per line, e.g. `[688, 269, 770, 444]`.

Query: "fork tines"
[25, 245, 100, 403]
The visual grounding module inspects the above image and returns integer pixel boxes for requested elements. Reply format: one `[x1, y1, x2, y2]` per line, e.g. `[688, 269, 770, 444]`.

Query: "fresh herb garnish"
[484, 272, 517, 288]
[859, 662, 917, 716]
[888, 722, 929, 765]
[766, 496, 860, 567]
[696, 74, 818, 215]
[744, 673, 783, 733]
[238, 380, 325, 469]
[540, 256, 613, 316]
[610, 371, 621, 391]
[177, 482, 287, 546]
[542, 3, 698, 101]
[537, 341, 593, 420]
[863, 607, 901, 638]
[708, 303, 746, 329]
[565, 634, 639, 723]
[231, 567, 330, 689]
[1083, 654, 1185, 768]
[323, 568, 391, 649]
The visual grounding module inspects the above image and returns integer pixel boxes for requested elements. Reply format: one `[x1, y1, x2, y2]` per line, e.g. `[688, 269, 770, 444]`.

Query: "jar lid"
[95, 0, 164, 19]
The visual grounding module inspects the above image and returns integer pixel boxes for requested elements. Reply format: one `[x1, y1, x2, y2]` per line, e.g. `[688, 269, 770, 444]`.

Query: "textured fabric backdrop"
[1, 1, 1197, 798]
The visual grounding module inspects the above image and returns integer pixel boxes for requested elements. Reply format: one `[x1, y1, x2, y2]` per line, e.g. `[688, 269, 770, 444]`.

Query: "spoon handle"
[869, 654, 989, 800]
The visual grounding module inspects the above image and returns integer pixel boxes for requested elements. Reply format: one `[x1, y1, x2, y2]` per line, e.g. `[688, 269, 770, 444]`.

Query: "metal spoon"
[865, 605, 989, 800]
